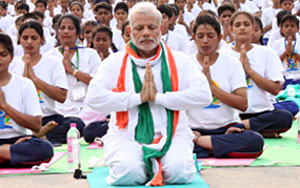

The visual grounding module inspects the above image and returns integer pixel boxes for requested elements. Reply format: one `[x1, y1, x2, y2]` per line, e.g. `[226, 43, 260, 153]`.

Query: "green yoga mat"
[251, 121, 300, 166]
[87, 167, 209, 188]
[44, 142, 104, 174]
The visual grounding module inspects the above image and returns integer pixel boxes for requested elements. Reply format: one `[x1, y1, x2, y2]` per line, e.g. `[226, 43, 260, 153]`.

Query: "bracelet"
[72, 69, 79, 76]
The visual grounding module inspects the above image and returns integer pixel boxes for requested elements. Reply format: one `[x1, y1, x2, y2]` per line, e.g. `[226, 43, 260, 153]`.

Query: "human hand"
[225, 127, 244, 134]
[23, 54, 29, 78]
[14, 136, 32, 144]
[177, 10, 184, 25]
[0, 88, 7, 110]
[147, 63, 157, 102]
[62, 46, 74, 74]
[141, 64, 150, 103]
[223, 23, 230, 35]
[287, 36, 293, 54]
[202, 56, 212, 84]
[240, 44, 252, 73]
[140, 63, 157, 103]
[24, 54, 37, 81]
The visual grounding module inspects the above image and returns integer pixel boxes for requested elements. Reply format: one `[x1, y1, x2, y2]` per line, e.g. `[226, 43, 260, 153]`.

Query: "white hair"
[128, 2, 162, 28]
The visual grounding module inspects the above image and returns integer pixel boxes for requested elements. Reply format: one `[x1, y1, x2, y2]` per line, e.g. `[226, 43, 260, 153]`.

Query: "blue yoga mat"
[87, 167, 209, 188]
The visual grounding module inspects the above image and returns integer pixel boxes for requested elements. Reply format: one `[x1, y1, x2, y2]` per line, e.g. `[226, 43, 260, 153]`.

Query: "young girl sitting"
[187, 14, 264, 158]
[221, 11, 293, 138]
[0, 33, 53, 166]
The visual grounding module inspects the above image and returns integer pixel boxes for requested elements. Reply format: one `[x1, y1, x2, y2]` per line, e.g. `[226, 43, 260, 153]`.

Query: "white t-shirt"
[184, 4, 201, 18]
[271, 37, 300, 80]
[173, 23, 190, 42]
[0, 74, 42, 139]
[9, 55, 68, 117]
[242, 1, 259, 13]
[201, 2, 217, 14]
[261, 7, 281, 39]
[187, 53, 247, 130]
[221, 45, 284, 114]
[46, 47, 101, 116]
[293, 1, 300, 15]
[162, 31, 187, 52]
[181, 10, 195, 28]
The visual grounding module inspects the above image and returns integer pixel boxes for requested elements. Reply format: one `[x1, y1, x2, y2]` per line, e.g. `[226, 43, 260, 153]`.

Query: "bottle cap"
[70, 123, 76, 128]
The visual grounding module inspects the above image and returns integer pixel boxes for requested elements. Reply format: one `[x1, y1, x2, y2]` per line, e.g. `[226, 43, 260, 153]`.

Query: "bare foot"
[192, 131, 201, 143]
[34, 121, 59, 138]
[260, 132, 282, 138]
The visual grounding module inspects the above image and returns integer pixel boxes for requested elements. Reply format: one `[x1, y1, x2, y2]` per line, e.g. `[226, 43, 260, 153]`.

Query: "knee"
[108, 156, 147, 185]
[83, 121, 108, 143]
[162, 155, 195, 184]
[31, 138, 54, 161]
[109, 162, 147, 185]
[276, 109, 293, 130]
[63, 117, 85, 134]
[243, 131, 264, 152]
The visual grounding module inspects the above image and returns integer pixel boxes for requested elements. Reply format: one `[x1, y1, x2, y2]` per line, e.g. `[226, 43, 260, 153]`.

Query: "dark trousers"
[273, 101, 299, 116]
[83, 121, 108, 143]
[0, 136, 53, 166]
[42, 114, 85, 144]
[240, 108, 293, 133]
[193, 123, 264, 158]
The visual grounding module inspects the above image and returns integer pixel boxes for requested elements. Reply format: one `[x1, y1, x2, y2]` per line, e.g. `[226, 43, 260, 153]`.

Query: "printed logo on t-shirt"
[37, 88, 44, 104]
[246, 74, 253, 89]
[204, 80, 221, 109]
[286, 55, 298, 71]
[0, 110, 13, 129]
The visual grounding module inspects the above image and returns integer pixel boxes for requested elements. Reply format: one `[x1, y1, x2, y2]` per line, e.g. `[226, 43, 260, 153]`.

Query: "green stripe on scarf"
[129, 41, 175, 181]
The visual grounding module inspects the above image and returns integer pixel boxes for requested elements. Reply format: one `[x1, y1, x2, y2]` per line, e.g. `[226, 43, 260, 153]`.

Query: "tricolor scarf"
[112, 41, 179, 186]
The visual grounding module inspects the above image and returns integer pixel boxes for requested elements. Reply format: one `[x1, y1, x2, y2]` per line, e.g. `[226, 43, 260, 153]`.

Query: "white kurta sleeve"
[85, 53, 142, 113]
[155, 54, 212, 110]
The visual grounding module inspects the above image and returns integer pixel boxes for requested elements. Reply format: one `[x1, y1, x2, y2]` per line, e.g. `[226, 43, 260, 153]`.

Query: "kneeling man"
[86, 2, 212, 186]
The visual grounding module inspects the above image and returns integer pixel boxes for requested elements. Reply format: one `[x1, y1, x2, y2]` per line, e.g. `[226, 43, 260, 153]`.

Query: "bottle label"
[67, 138, 73, 163]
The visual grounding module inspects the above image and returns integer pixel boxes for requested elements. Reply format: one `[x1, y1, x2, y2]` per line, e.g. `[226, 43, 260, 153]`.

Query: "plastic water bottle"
[67, 123, 81, 172]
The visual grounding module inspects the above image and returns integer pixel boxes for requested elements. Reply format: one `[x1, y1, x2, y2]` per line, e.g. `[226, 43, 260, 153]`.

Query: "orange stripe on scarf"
[150, 158, 165, 186]
[112, 53, 129, 129]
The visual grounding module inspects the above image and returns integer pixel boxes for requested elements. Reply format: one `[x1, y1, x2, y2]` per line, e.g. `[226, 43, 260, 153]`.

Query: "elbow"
[33, 124, 41, 133]
[239, 103, 248, 112]
[57, 90, 67, 103]
[33, 117, 42, 133]
[58, 95, 66, 103]
[270, 87, 281, 96]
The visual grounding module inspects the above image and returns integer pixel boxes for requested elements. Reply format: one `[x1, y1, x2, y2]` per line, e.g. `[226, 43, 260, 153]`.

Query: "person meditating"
[85, 2, 212, 186]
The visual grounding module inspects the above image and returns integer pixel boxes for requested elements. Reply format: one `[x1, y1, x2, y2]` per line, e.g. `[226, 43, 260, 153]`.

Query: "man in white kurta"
[85, 2, 212, 186]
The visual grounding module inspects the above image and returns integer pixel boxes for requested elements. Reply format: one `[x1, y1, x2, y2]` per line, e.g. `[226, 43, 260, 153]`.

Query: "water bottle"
[67, 123, 81, 172]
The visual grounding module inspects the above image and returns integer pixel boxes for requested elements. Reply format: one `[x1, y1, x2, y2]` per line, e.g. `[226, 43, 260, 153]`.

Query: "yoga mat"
[44, 144, 104, 174]
[87, 167, 209, 188]
[196, 121, 300, 167]
[251, 121, 300, 166]
[87, 143, 103, 149]
[198, 158, 255, 166]
[0, 168, 42, 175]
[0, 151, 66, 175]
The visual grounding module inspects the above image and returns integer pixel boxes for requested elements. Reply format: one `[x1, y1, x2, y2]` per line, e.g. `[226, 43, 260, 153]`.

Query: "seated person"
[85, 2, 212, 186]
[0, 33, 53, 166]
[221, 12, 294, 138]
[187, 14, 264, 158]
[271, 14, 300, 89]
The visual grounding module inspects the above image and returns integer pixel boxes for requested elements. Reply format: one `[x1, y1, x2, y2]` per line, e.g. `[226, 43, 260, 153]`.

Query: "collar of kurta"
[112, 41, 180, 186]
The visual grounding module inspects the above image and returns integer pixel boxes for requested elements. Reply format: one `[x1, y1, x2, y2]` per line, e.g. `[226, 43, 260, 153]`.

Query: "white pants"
[103, 133, 196, 185]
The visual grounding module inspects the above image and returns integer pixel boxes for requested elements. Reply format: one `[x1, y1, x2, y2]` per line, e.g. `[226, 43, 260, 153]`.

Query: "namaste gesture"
[140, 63, 157, 103]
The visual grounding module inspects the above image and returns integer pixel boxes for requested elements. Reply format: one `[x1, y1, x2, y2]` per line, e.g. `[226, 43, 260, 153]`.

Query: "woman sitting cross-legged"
[0, 33, 53, 166]
[186, 14, 264, 158]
